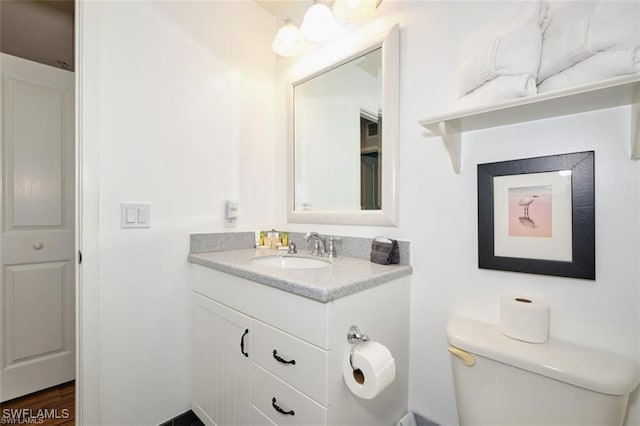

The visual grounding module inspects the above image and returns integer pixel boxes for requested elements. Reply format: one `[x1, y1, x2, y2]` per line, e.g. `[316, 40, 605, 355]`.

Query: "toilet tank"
[447, 316, 640, 426]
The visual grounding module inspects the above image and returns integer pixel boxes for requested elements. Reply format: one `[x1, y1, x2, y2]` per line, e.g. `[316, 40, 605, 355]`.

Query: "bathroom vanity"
[189, 239, 412, 426]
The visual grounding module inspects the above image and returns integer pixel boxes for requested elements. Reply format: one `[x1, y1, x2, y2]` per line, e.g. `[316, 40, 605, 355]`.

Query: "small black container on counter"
[370, 237, 400, 265]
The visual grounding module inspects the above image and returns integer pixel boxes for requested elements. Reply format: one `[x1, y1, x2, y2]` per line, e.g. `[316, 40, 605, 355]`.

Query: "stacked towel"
[537, 2, 597, 82]
[457, 75, 538, 110]
[458, 26, 542, 96]
[457, 1, 546, 98]
[539, 48, 640, 93]
[455, 0, 640, 108]
[587, 2, 640, 52]
[538, 1, 640, 91]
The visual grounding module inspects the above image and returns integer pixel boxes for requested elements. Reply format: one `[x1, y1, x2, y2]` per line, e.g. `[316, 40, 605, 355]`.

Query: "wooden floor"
[1, 381, 74, 426]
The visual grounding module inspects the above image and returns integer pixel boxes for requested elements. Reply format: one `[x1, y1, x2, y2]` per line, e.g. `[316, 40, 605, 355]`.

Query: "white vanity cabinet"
[190, 263, 410, 426]
[193, 294, 252, 426]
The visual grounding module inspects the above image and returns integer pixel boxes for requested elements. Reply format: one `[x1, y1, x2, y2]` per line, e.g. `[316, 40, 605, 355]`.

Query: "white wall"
[275, 2, 640, 425]
[83, 1, 276, 424]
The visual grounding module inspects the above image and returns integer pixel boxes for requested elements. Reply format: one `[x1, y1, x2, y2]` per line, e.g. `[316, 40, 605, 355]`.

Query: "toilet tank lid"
[447, 316, 640, 396]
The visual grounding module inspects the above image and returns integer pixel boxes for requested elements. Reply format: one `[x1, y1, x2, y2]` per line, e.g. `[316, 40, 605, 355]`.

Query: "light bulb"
[333, 0, 377, 22]
[300, 2, 338, 43]
[272, 18, 305, 57]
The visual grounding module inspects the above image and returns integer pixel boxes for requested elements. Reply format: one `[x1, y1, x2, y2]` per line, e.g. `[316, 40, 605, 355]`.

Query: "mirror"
[287, 23, 399, 226]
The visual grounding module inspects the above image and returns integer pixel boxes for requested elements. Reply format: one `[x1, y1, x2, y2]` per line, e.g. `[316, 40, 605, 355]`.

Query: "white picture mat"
[493, 171, 573, 261]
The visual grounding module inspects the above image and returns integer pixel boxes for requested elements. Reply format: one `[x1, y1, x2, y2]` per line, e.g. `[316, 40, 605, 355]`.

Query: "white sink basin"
[251, 255, 331, 269]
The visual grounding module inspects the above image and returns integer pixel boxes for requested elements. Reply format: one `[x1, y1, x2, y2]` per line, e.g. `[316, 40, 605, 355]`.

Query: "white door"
[193, 293, 252, 426]
[0, 53, 75, 401]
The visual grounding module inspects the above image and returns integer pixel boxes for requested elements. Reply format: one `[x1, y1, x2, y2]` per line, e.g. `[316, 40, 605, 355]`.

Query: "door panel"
[1, 53, 75, 402]
[6, 262, 70, 362]
[6, 78, 65, 228]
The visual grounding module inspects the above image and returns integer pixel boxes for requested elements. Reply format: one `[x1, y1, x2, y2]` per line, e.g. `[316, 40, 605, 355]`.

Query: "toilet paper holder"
[347, 325, 369, 369]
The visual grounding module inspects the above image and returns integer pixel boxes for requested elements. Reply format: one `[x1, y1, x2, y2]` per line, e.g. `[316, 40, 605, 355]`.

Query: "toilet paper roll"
[343, 341, 396, 399]
[500, 295, 550, 343]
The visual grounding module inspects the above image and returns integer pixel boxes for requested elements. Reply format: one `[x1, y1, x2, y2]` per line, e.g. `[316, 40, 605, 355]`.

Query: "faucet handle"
[311, 239, 324, 256]
[326, 236, 342, 258]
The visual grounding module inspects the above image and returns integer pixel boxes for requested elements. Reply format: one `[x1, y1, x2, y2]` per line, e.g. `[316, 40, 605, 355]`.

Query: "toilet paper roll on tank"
[500, 295, 550, 343]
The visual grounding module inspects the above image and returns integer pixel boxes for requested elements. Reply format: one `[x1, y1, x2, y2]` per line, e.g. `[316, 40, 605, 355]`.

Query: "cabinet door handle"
[271, 397, 295, 416]
[240, 329, 249, 357]
[272, 349, 296, 365]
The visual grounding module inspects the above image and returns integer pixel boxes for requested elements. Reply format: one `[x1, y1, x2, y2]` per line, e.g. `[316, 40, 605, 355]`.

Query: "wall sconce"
[272, 17, 305, 57]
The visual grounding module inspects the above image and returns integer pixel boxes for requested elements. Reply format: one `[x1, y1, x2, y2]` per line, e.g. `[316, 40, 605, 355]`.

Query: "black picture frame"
[477, 151, 595, 280]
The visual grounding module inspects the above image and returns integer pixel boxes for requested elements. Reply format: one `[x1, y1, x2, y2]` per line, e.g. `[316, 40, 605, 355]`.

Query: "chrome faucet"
[304, 232, 326, 256]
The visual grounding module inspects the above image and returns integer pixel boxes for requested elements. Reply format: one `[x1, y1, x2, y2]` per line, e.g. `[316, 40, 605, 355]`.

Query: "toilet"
[447, 316, 640, 426]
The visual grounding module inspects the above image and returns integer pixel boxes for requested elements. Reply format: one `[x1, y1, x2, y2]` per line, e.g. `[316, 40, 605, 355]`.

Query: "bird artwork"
[518, 195, 538, 217]
[518, 216, 536, 228]
[509, 186, 552, 238]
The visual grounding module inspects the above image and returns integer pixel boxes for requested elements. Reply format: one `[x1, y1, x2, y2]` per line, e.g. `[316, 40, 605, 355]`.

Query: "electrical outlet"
[225, 200, 238, 228]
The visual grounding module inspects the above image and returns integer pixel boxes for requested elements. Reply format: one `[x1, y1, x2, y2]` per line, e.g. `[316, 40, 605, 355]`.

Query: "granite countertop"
[188, 248, 413, 303]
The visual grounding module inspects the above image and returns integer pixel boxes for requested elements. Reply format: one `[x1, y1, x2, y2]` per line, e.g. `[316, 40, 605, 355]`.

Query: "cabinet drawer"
[252, 364, 327, 426]
[251, 406, 277, 426]
[252, 320, 328, 405]
[191, 265, 330, 348]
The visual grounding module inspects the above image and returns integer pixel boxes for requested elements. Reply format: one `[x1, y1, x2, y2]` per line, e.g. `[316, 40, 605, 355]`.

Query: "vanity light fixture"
[272, 17, 305, 57]
[271, 0, 383, 57]
[300, 0, 339, 43]
[332, 0, 377, 22]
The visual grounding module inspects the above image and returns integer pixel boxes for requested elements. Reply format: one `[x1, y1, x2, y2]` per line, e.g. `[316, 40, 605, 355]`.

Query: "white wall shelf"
[419, 74, 640, 173]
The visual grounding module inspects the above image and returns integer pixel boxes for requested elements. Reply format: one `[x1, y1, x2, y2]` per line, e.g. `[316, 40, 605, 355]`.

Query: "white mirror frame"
[287, 23, 400, 226]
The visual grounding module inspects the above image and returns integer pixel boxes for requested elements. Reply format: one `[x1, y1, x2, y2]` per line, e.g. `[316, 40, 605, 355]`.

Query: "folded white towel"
[457, 0, 546, 96]
[538, 48, 640, 93]
[457, 74, 538, 110]
[509, 0, 547, 28]
[587, 2, 640, 52]
[538, 1, 597, 82]
[458, 25, 542, 96]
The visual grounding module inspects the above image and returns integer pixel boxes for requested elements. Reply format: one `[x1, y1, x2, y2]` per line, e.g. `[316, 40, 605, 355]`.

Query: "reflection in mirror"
[360, 106, 382, 210]
[294, 48, 382, 212]
[287, 23, 399, 226]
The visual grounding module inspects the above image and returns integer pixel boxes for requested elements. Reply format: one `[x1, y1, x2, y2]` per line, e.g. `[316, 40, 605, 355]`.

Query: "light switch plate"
[121, 203, 151, 228]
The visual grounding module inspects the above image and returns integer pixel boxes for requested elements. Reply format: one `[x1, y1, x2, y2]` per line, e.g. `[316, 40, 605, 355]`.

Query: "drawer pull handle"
[272, 349, 296, 365]
[271, 397, 295, 416]
[240, 329, 249, 357]
[33, 242, 44, 250]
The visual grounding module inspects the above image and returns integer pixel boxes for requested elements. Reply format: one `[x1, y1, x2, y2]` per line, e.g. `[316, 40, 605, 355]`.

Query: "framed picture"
[477, 151, 595, 280]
